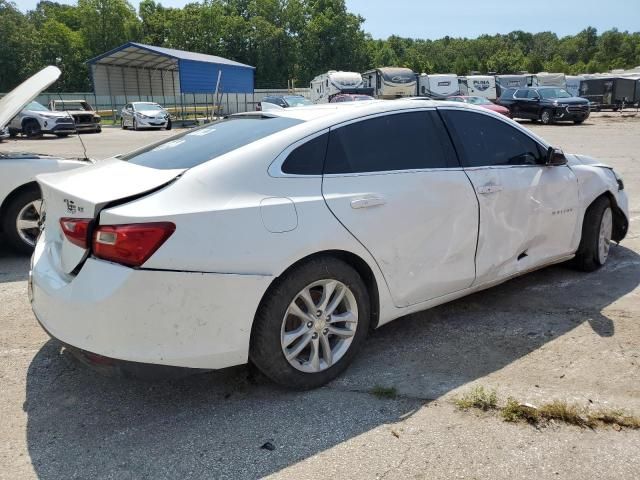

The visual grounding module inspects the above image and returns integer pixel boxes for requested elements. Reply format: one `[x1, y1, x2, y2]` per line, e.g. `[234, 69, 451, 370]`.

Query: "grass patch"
[456, 387, 640, 430]
[502, 398, 540, 424]
[455, 385, 498, 411]
[370, 386, 398, 399]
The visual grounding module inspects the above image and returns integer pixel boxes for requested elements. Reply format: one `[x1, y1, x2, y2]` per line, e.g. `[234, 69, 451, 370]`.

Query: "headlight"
[135, 112, 149, 118]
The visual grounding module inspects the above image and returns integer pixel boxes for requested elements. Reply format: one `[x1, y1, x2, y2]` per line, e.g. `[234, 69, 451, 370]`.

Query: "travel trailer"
[495, 74, 536, 97]
[417, 74, 459, 98]
[565, 75, 585, 97]
[459, 75, 497, 100]
[536, 72, 567, 88]
[309, 71, 373, 104]
[580, 77, 639, 110]
[362, 67, 417, 98]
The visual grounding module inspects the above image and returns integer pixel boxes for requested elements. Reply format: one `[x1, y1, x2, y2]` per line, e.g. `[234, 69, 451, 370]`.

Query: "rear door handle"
[350, 196, 386, 209]
[476, 185, 503, 195]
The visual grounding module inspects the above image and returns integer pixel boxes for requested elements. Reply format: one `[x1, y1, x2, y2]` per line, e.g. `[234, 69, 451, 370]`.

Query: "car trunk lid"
[37, 158, 184, 275]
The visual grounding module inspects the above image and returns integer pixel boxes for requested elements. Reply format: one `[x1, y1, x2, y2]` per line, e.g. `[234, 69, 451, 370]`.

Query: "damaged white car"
[30, 100, 628, 389]
[1, 66, 90, 252]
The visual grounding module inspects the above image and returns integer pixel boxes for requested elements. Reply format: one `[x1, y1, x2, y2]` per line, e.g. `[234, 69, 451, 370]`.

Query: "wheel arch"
[0, 181, 41, 231]
[256, 249, 381, 331]
[595, 190, 628, 243]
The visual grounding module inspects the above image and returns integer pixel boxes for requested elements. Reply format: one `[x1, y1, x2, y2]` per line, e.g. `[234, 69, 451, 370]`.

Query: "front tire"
[1, 186, 42, 254]
[23, 119, 42, 138]
[133, 118, 139, 131]
[55, 133, 69, 138]
[540, 109, 553, 125]
[573, 119, 585, 124]
[250, 258, 370, 389]
[572, 196, 613, 272]
[166, 119, 172, 130]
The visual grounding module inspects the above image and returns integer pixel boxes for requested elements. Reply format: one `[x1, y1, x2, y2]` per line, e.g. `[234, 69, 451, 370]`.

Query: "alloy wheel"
[16, 199, 43, 247]
[598, 207, 613, 264]
[280, 279, 358, 373]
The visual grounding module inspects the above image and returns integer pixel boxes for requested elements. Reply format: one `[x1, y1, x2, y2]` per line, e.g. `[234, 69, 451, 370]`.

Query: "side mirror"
[546, 146, 567, 166]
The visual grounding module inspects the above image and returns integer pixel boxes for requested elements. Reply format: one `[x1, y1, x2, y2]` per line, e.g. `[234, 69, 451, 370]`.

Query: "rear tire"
[250, 257, 370, 390]
[8, 128, 18, 138]
[572, 196, 613, 272]
[1, 186, 42, 254]
[121, 118, 127, 130]
[55, 133, 69, 138]
[540, 109, 553, 125]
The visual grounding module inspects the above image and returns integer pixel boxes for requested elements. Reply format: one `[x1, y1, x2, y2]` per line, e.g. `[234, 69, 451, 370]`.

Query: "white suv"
[8, 100, 76, 138]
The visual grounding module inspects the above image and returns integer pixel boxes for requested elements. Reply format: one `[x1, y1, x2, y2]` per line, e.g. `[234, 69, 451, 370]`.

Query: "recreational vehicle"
[495, 74, 536, 97]
[417, 74, 459, 98]
[309, 71, 373, 104]
[536, 72, 567, 88]
[459, 75, 497, 100]
[362, 67, 417, 98]
[565, 75, 584, 97]
[579, 77, 639, 110]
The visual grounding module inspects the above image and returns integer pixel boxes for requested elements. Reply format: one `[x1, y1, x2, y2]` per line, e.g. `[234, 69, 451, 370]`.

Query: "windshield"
[25, 101, 49, 112]
[135, 103, 163, 111]
[539, 88, 572, 99]
[123, 116, 304, 170]
[53, 102, 90, 111]
[284, 96, 313, 107]
[467, 96, 492, 105]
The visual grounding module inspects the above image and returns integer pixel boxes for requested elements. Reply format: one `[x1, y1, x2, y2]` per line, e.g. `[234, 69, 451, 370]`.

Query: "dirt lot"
[1, 113, 639, 479]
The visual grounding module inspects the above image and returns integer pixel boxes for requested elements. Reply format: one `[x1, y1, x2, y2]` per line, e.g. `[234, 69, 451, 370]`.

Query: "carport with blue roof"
[86, 42, 255, 119]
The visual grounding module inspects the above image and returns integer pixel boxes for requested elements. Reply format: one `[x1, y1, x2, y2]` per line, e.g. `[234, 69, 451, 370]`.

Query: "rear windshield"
[123, 116, 303, 170]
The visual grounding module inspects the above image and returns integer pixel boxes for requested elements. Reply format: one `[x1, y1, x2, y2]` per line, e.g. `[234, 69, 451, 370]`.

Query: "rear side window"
[123, 116, 303, 170]
[514, 89, 528, 99]
[281, 133, 328, 175]
[440, 110, 544, 167]
[324, 111, 457, 174]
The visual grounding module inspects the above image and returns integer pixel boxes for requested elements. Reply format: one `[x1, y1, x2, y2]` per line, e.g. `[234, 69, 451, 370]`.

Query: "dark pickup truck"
[497, 86, 590, 125]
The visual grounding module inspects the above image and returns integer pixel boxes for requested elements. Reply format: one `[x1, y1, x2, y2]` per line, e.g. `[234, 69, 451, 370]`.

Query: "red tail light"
[60, 218, 92, 248]
[92, 222, 175, 267]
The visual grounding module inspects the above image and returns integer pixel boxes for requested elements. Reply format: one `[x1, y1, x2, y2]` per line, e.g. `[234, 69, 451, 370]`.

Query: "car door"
[440, 108, 580, 285]
[511, 89, 529, 118]
[322, 109, 479, 308]
[525, 89, 542, 118]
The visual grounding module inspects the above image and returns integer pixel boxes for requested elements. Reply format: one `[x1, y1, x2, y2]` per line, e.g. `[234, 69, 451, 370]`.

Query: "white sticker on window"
[152, 139, 186, 151]
[187, 126, 217, 137]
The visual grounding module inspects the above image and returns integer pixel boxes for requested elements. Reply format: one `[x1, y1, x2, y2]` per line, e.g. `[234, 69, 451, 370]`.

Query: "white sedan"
[1, 66, 89, 253]
[120, 102, 171, 130]
[31, 100, 629, 389]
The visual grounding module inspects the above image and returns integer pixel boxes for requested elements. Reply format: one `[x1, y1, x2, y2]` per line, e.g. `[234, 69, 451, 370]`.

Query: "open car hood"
[0, 66, 61, 128]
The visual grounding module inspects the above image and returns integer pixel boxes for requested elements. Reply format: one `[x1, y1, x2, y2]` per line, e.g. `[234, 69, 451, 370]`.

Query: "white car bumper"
[136, 116, 168, 127]
[30, 240, 272, 369]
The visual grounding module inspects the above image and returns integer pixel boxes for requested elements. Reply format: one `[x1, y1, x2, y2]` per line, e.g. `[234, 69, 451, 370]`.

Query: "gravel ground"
[0, 112, 639, 479]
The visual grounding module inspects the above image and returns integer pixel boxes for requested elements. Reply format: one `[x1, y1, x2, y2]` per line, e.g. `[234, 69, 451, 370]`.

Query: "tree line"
[1, 0, 639, 93]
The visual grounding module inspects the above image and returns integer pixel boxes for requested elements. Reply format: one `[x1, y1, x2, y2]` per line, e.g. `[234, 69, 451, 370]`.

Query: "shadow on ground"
[23, 244, 640, 479]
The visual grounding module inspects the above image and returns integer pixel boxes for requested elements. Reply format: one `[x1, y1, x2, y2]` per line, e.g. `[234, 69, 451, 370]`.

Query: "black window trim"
[323, 107, 462, 177]
[437, 105, 551, 170]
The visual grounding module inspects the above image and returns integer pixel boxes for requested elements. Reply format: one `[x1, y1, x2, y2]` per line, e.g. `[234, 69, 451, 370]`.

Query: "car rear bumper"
[30, 239, 273, 369]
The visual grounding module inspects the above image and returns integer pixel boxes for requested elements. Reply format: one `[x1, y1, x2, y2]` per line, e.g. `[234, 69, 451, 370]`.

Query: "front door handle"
[350, 196, 386, 209]
[476, 185, 503, 195]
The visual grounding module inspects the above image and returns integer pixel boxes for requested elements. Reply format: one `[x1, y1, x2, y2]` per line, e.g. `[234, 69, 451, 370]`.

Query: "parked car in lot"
[497, 86, 590, 124]
[1, 66, 89, 252]
[7, 100, 76, 138]
[120, 102, 171, 130]
[257, 95, 313, 111]
[31, 100, 628, 389]
[49, 99, 101, 133]
[447, 95, 511, 116]
[329, 94, 375, 103]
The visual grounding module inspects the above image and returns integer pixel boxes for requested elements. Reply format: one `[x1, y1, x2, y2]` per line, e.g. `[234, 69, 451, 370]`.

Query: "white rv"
[565, 75, 585, 97]
[362, 67, 417, 98]
[495, 74, 537, 97]
[459, 75, 497, 100]
[536, 72, 567, 88]
[417, 74, 460, 98]
[309, 71, 372, 103]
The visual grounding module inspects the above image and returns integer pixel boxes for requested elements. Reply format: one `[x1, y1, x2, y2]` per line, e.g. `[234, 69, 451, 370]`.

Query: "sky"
[15, 0, 640, 40]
